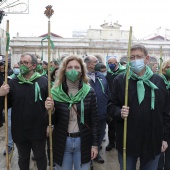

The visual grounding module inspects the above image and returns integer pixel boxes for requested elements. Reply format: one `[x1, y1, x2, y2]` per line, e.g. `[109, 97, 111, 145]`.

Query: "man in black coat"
[108, 44, 170, 170]
[0, 53, 48, 170]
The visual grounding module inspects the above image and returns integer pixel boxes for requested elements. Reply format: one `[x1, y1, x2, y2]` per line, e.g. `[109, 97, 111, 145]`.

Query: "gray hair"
[21, 53, 37, 65]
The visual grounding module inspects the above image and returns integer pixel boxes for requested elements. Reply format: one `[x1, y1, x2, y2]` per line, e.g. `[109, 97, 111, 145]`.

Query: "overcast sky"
[1, 0, 170, 39]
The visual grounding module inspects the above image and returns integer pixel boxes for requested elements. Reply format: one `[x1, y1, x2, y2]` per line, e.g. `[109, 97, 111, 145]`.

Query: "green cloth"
[130, 66, 158, 110]
[51, 82, 91, 124]
[108, 63, 126, 75]
[17, 72, 42, 102]
[41, 69, 47, 76]
[161, 74, 170, 89]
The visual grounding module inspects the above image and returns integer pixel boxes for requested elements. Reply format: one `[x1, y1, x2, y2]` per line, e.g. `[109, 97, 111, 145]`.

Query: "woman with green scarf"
[157, 59, 170, 170]
[45, 55, 99, 170]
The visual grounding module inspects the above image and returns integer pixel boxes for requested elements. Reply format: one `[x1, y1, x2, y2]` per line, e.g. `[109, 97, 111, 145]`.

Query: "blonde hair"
[55, 55, 89, 87]
[162, 59, 170, 75]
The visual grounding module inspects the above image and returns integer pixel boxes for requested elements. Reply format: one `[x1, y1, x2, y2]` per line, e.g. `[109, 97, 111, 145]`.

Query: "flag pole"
[159, 46, 163, 75]
[4, 20, 10, 170]
[44, 5, 54, 170]
[123, 26, 132, 170]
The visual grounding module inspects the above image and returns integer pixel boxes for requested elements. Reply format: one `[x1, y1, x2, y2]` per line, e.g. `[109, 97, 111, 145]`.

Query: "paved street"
[0, 125, 139, 170]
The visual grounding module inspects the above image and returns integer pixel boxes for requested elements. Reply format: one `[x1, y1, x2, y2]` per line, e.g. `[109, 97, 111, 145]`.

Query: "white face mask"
[101, 72, 107, 76]
[130, 59, 145, 73]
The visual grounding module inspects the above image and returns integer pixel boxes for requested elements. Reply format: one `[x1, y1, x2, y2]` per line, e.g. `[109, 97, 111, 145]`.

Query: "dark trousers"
[99, 119, 106, 152]
[157, 138, 170, 170]
[107, 119, 116, 144]
[16, 139, 47, 170]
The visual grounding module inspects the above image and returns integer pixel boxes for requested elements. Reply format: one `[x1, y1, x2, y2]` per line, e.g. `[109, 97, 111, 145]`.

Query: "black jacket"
[52, 80, 99, 166]
[107, 73, 170, 164]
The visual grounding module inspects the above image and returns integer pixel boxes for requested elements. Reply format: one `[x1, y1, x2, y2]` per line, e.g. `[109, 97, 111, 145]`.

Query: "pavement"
[0, 125, 139, 170]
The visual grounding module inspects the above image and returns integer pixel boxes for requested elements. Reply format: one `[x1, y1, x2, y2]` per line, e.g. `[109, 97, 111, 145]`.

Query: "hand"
[46, 125, 53, 137]
[91, 147, 98, 160]
[0, 83, 10, 96]
[121, 105, 130, 119]
[45, 97, 54, 111]
[161, 140, 168, 152]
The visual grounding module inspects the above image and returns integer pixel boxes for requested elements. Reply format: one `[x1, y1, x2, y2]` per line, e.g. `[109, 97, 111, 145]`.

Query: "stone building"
[8, 21, 170, 67]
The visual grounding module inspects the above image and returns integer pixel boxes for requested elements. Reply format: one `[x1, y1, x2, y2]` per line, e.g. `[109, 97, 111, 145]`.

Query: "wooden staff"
[4, 20, 10, 170]
[123, 26, 132, 170]
[159, 46, 163, 75]
[44, 5, 54, 170]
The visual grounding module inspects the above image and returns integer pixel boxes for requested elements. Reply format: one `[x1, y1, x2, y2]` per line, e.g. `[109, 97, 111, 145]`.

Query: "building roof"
[148, 35, 166, 40]
[39, 32, 63, 38]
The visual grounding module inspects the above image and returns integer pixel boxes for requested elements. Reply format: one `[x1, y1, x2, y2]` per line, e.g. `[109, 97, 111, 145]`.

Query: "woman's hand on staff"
[45, 97, 54, 111]
[0, 83, 10, 96]
[121, 105, 130, 119]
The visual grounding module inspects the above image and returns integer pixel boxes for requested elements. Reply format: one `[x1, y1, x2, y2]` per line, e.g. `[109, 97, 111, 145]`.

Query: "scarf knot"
[17, 72, 42, 102]
[130, 66, 158, 109]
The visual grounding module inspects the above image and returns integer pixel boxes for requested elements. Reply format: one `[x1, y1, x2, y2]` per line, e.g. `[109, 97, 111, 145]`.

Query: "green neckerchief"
[97, 77, 105, 93]
[108, 63, 126, 75]
[10, 73, 16, 79]
[41, 69, 47, 76]
[41, 36, 55, 60]
[17, 72, 42, 102]
[161, 74, 170, 89]
[130, 66, 158, 110]
[51, 82, 91, 124]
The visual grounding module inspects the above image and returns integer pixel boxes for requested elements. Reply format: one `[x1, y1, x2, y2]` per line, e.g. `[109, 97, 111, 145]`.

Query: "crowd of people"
[0, 44, 169, 170]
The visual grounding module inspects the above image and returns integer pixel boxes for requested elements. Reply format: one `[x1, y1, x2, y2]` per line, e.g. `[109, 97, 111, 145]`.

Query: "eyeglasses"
[19, 61, 31, 66]
[130, 55, 145, 60]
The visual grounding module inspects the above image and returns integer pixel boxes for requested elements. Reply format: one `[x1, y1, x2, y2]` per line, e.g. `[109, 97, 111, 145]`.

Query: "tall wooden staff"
[123, 26, 132, 170]
[44, 5, 54, 170]
[4, 20, 10, 170]
[159, 46, 163, 75]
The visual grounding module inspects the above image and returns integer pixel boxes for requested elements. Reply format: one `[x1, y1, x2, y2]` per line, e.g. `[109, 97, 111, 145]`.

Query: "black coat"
[52, 81, 99, 166]
[7, 76, 48, 143]
[107, 73, 170, 164]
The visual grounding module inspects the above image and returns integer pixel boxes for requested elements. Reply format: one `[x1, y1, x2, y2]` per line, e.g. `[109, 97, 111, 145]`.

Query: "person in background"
[120, 61, 127, 67]
[108, 44, 170, 170]
[36, 59, 44, 75]
[42, 61, 48, 76]
[95, 63, 107, 76]
[84, 55, 109, 164]
[45, 55, 99, 170]
[152, 63, 159, 73]
[50, 67, 59, 87]
[157, 59, 170, 170]
[3, 63, 20, 155]
[105, 57, 126, 151]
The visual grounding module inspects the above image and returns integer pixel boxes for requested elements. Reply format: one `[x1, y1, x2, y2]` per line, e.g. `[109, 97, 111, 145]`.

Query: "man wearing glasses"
[0, 53, 48, 170]
[107, 44, 170, 170]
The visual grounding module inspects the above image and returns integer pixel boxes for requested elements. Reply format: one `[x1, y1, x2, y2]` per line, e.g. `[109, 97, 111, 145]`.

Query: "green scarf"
[108, 63, 126, 75]
[41, 69, 47, 76]
[161, 74, 170, 89]
[17, 72, 42, 102]
[130, 66, 158, 109]
[51, 82, 91, 124]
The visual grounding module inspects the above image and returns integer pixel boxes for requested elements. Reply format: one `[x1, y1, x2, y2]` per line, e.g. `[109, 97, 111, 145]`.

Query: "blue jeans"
[8, 108, 13, 147]
[56, 137, 90, 170]
[118, 152, 160, 170]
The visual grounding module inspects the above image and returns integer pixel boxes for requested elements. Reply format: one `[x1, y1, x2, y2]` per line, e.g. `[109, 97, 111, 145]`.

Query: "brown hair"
[131, 44, 148, 56]
[55, 55, 89, 87]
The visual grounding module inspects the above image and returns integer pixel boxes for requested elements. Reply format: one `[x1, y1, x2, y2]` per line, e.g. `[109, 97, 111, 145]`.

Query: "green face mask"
[50, 66, 55, 72]
[166, 68, 170, 78]
[36, 64, 43, 72]
[20, 65, 30, 75]
[65, 69, 80, 82]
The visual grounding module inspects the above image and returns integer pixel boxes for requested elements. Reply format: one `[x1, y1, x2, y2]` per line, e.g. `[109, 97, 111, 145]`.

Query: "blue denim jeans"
[118, 152, 160, 170]
[56, 137, 90, 170]
[8, 108, 13, 147]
